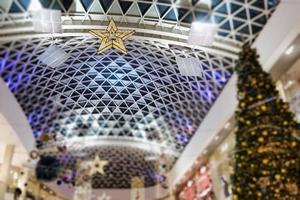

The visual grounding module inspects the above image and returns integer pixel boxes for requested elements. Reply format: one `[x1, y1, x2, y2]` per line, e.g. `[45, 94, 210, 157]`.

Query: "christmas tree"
[231, 44, 300, 199]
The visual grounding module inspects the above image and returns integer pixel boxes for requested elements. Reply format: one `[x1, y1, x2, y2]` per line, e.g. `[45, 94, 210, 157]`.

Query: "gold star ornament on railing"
[89, 19, 135, 54]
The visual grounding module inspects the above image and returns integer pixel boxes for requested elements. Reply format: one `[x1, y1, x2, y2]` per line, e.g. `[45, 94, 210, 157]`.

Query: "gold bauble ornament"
[262, 171, 268, 175]
[272, 131, 278, 135]
[291, 160, 296, 164]
[275, 174, 281, 181]
[257, 192, 262, 197]
[258, 137, 264, 143]
[261, 105, 267, 111]
[259, 177, 270, 187]
[258, 147, 264, 153]
[238, 92, 245, 99]
[262, 159, 268, 164]
[281, 168, 287, 173]
[286, 182, 298, 195]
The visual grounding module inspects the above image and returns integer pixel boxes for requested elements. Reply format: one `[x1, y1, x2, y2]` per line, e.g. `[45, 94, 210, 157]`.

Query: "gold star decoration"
[88, 156, 108, 176]
[89, 19, 135, 54]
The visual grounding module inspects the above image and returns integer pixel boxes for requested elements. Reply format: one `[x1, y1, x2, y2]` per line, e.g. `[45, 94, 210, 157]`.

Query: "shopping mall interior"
[0, 0, 300, 199]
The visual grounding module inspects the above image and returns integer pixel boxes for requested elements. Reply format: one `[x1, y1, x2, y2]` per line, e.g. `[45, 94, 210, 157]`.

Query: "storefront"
[177, 164, 214, 200]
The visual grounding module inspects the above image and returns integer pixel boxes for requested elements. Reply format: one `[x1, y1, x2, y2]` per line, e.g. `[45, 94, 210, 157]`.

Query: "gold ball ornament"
[286, 182, 298, 195]
[275, 174, 281, 181]
[262, 171, 268, 175]
[262, 159, 268, 164]
[272, 131, 278, 135]
[238, 92, 245, 99]
[258, 137, 264, 143]
[257, 192, 262, 197]
[291, 160, 296, 164]
[262, 131, 268, 136]
[258, 147, 264, 153]
[291, 141, 297, 147]
[259, 177, 270, 187]
[261, 105, 267, 111]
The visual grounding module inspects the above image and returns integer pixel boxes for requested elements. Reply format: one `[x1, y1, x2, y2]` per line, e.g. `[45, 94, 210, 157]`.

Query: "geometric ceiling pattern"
[2, 0, 280, 43]
[47, 145, 174, 188]
[0, 36, 234, 187]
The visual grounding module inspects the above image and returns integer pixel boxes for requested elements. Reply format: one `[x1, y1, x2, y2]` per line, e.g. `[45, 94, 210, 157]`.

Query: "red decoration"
[177, 165, 214, 200]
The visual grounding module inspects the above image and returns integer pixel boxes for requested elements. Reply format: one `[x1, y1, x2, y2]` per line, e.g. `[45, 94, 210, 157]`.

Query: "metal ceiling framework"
[0, 0, 279, 55]
[0, 36, 234, 187]
[0, 0, 280, 189]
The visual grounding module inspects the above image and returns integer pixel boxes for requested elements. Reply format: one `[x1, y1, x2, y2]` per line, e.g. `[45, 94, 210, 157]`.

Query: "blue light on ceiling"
[176, 132, 188, 144]
[0, 59, 3, 73]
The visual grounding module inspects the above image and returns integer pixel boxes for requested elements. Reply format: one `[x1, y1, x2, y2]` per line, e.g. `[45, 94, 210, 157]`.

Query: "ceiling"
[0, 0, 280, 189]
[0, 36, 233, 188]
[1, 0, 279, 46]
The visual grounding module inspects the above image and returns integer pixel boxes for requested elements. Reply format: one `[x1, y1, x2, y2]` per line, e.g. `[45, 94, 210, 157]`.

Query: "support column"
[17, 168, 30, 200]
[0, 144, 15, 198]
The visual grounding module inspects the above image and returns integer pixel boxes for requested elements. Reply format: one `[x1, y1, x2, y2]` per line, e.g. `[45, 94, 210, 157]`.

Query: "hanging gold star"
[89, 19, 135, 54]
[88, 156, 108, 176]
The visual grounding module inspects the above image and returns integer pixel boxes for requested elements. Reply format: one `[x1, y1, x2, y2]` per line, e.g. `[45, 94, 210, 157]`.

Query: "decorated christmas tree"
[231, 44, 300, 199]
